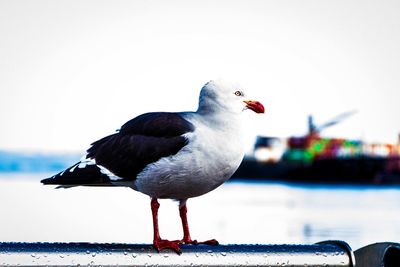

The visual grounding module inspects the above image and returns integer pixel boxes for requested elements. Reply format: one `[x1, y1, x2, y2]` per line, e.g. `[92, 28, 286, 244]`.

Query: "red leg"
[151, 198, 181, 253]
[179, 200, 195, 243]
[178, 200, 219, 246]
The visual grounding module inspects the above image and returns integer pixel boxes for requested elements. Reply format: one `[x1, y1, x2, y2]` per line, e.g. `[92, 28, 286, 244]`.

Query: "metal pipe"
[354, 242, 400, 267]
[0, 241, 354, 267]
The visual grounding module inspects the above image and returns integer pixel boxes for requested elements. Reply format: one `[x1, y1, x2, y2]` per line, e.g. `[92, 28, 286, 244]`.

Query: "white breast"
[133, 112, 246, 200]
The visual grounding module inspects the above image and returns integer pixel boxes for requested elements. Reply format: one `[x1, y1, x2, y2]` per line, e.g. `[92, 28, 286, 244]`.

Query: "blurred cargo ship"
[233, 111, 400, 184]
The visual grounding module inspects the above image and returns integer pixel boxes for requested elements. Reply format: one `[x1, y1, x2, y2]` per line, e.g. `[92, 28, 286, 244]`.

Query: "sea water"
[0, 173, 399, 250]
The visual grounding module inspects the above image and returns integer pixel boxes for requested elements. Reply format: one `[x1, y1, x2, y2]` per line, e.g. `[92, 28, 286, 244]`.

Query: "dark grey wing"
[86, 132, 189, 180]
[119, 112, 194, 137]
[42, 112, 194, 186]
[87, 112, 194, 180]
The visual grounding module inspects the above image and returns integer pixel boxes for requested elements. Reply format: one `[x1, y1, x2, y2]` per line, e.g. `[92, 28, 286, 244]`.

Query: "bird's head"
[198, 80, 265, 115]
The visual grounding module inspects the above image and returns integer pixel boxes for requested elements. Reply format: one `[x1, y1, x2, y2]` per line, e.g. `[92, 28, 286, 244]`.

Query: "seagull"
[41, 80, 265, 253]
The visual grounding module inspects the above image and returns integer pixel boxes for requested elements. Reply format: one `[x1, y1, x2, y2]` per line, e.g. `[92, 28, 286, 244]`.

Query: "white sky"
[1, 0, 399, 152]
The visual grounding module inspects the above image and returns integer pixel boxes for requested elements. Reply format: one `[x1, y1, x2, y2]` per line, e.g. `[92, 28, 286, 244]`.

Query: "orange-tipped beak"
[244, 100, 265, 114]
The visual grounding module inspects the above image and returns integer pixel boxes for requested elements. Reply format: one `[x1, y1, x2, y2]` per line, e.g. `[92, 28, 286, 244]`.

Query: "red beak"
[244, 100, 265, 114]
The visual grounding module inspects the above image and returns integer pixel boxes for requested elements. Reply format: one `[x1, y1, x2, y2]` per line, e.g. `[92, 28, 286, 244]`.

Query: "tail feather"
[41, 160, 114, 186]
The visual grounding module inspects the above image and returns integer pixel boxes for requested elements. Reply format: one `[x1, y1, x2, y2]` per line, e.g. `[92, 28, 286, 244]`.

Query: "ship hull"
[232, 156, 400, 184]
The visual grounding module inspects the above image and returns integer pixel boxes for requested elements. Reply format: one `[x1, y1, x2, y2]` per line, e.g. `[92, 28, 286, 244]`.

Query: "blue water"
[0, 173, 399, 251]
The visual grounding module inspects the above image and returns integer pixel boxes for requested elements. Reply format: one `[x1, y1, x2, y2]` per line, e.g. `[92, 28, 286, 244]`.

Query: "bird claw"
[180, 238, 219, 246]
[196, 239, 219, 246]
[153, 238, 219, 254]
[153, 239, 181, 254]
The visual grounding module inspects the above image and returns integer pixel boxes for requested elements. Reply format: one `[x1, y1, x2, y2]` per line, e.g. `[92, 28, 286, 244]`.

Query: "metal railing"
[0, 240, 354, 267]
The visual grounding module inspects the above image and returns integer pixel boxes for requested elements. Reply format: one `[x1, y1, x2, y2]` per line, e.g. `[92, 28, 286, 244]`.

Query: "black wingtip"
[40, 162, 114, 186]
[41, 177, 56, 184]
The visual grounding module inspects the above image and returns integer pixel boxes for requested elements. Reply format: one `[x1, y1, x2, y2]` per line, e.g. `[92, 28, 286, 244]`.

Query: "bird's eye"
[234, 91, 243, 96]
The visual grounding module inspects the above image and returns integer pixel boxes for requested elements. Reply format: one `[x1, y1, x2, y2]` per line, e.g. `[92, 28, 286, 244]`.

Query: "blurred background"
[0, 0, 399, 251]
